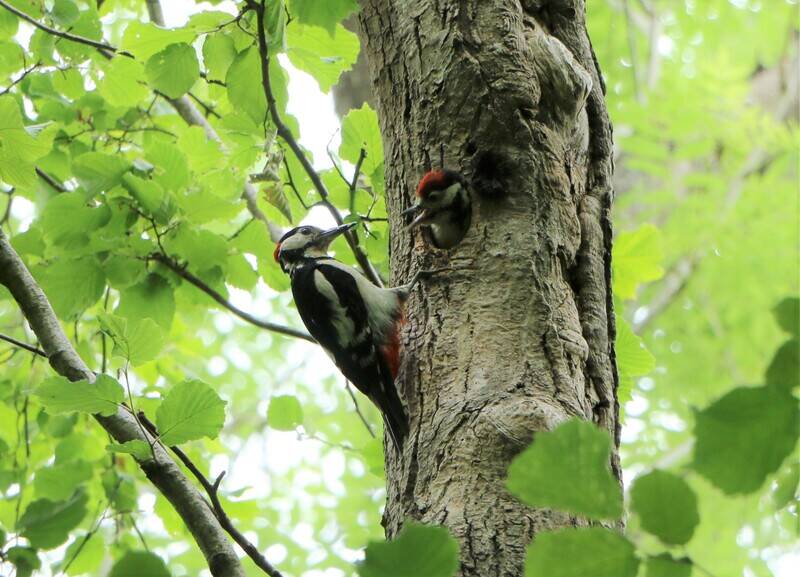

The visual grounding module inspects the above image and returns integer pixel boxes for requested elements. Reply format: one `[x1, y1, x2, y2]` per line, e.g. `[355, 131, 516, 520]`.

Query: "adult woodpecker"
[402, 169, 471, 249]
[274, 223, 411, 449]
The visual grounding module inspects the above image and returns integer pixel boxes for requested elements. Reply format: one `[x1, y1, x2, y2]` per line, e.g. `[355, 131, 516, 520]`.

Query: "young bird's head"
[402, 169, 470, 248]
[273, 222, 356, 273]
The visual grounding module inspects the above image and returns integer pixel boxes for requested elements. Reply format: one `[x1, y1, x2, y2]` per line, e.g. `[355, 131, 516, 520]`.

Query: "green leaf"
[630, 470, 699, 545]
[506, 419, 623, 519]
[107, 440, 153, 461]
[156, 380, 226, 445]
[121, 21, 195, 60]
[358, 521, 459, 577]
[0, 97, 50, 188]
[773, 297, 800, 336]
[61, 532, 104, 576]
[72, 152, 131, 195]
[765, 339, 799, 393]
[226, 47, 267, 124]
[340, 104, 383, 180]
[145, 140, 190, 192]
[612, 224, 664, 300]
[36, 374, 124, 417]
[51, 0, 80, 26]
[166, 226, 228, 272]
[109, 551, 171, 577]
[616, 315, 656, 378]
[34, 461, 93, 501]
[98, 57, 148, 108]
[99, 314, 164, 366]
[290, 0, 358, 35]
[37, 257, 106, 320]
[17, 490, 88, 549]
[692, 385, 799, 494]
[644, 555, 692, 577]
[117, 273, 175, 330]
[287, 24, 359, 92]
[0, 7, 18, 36]
[203, 33, 237, 81]
[120, 173, 173, 223]
[6, 547, 40, 577]
[267, 395, 304, 431]
[524, 528, 639, 577]
[40, 192, 112, 246]
[145, 43, 200, 99]
[773, 462, 799, 510]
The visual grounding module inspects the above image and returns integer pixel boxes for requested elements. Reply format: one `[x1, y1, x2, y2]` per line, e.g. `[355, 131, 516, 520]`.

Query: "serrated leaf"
[358, 521, 459, 577]
[0, 97, 50, 187]
[616, 315, 656, 379]
[122, 21, 195, 60]
[73, 152, 131, 195]
[17, 490, 88, 549]
[226, 47, 267, 124]
[340, 104, 383, 180]
[98, 57, 148, 108]
[524, 528, 639, 577]
[645, 555, 692, 577]
[40, 192, 112, 246]
[145, 43, 199, 99]
[631, 470, 699, 545]
[692, 385, 799, 494]
[506, 419, 623, 519]
[203, 33, 237, 81]
[36, 257, 105, 320]
[35, 374, 124, 417]
[34, 461, 93, 501]
[156, 380, 226, 445]
[107, 440, 153, 461]
[116, 273, 175, 330]
[99, 314, 164, 366]
[287, 24, 359, 92]
[612, 224, 664, 299]
[766, 339, 799, 393]
[267, 395, 304, 431]
[290, 0, 357, 35]
[109, 551, 171, 577]
[774, 297, 800, 336]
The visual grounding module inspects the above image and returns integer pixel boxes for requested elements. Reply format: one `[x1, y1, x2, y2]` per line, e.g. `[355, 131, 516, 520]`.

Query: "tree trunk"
[357, 1, 619, 576]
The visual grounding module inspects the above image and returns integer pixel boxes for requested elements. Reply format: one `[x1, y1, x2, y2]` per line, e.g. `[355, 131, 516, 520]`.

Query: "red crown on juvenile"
[416, 169, 452, 197]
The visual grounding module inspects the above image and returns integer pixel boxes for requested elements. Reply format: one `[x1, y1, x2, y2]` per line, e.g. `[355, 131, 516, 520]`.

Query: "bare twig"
[0, 0, 122, 56]
[151, 253, 315, 343]
[137, 412, 286, 577]
[0, 332, 47, 358]
[35, 167, 67, 192]
[187, 91, 222, 119]
[345, 382, 375, 438]
[251, 1, 383, 287]
[0, 60, 41, 96]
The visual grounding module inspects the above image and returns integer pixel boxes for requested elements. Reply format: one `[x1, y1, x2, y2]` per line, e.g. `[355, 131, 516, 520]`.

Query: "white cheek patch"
[280, 234, 307, 252]
[314, 270, 356, 344]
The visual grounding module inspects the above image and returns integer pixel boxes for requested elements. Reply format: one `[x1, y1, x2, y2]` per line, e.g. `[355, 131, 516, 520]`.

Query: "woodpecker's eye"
[300, 227, 311, 235]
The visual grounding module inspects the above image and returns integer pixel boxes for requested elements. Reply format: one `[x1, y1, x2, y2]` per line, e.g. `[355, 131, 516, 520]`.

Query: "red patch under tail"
[381, 311, 405, 378]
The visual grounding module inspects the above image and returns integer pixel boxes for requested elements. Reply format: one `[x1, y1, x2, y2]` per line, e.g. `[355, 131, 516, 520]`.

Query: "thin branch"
[0, 229, 246, 577]
[137, 412, 285, 577]
[0, 332, 47, 358]
[187, 91, 222, 119]
[151, 253, 315, 343]
[0, 0, 122, 56]
[345, 381, 375, 438]
[251, 1, 383, 287]
[35, 167, 67, 192]
[0, 60, 41, 96]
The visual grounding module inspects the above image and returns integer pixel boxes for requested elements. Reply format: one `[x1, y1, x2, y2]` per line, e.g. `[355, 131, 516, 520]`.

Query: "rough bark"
[357, 1, 619, 576]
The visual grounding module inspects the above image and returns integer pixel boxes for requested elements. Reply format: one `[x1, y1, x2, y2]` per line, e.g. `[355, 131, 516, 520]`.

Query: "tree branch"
[0, 332, 47, 357]
[0, 229, 246, 577]
[151, 252, 315, 343]
[0, 0, 122, 56]
[250, 1, 384, 287]
[35, 167, 67, 192]
[137, 412, 285, 577]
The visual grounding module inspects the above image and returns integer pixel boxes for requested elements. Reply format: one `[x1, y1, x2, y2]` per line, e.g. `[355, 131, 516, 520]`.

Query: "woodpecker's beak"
[315, 222, 357, 247]
[402, 204, 427, 230]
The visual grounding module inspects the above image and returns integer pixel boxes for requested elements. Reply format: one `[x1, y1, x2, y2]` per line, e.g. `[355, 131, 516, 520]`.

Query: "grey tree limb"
[0, 229, 246, 577]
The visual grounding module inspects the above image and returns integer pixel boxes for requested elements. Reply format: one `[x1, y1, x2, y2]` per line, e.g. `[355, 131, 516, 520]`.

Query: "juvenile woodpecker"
[402, 169, 471, 249]
[274, 223, 410, 448]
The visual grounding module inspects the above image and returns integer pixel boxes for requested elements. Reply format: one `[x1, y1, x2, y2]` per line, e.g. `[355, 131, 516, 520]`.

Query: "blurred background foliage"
[0, 0, 796, 576]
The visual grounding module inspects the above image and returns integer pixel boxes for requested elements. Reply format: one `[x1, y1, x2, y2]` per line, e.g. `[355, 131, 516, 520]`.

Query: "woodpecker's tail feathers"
[380, 384, 409, 451]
